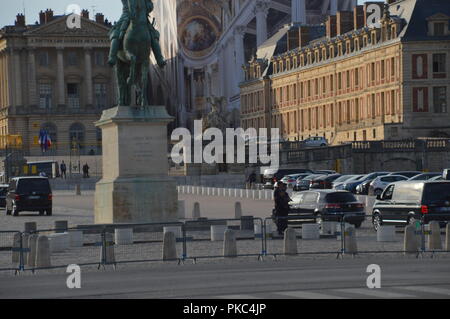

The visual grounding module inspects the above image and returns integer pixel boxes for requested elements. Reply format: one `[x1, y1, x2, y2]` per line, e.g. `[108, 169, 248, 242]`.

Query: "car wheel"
[46, 209, 52, 216]
[372, 213, 382, 232]
[374, 188, 383, 196]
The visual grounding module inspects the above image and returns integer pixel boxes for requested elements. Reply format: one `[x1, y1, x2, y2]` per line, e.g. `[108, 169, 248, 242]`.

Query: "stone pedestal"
[95, 105, 178, 224]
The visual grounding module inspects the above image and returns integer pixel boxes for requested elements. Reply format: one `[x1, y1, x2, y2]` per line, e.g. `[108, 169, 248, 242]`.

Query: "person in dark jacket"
[273, 182, 292, 235]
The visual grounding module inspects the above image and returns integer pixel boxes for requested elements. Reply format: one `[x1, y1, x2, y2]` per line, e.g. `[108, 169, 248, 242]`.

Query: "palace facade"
[0, 10, 114, 156]
[240, 0, 450, 144]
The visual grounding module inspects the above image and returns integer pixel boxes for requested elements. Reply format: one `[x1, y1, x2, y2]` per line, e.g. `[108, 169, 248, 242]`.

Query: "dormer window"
[435, 23, 445, 36]
[427, 14, 450, 36]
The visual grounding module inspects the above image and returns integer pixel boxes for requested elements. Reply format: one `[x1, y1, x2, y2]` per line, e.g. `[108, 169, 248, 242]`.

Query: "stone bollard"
[404, 225, 419, 254]
[192, 202, 201, 219]
[11, 233, 21, 264]
[100, 233, 115, 265]
[54, 221, 68, 233]
[235, 204, 243, 219]
[24, 222, 37, 234]
[344, 226, 358, 255]
[35, 236, 51, 268]
[284, 228, 298, 255]
[428, 221, 443, 250]
[211, 225, 228, 241]
[223, 230, 237, 258]
[162, 231, 177, 261]
[446, 224, 450, 252]
[27, 234, 39, 268]
[76, 184, 81, 196]
[177, 200, 186, 219]
[22, 234, 30, 265]
[115, 228, 133, 245]
[164, 226, 182, 240]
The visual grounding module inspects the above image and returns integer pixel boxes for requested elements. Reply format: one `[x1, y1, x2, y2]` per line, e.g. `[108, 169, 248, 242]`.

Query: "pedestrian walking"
[82, 163, 90, 178]
[60, 161, 67, 179]
[273, 182, 292, 236]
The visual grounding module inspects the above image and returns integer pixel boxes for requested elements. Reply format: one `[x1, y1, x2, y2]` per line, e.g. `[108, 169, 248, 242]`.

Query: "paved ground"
[1, 257, 450, 299]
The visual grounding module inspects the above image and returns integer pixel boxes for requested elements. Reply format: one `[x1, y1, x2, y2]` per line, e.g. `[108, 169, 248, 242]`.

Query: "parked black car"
[343, 172, 390, 193]
[293, 174, 324, 192]
[6, 177, 52, 216]
[372, 181, 450, 231]
[289, 190, 365, 228]
[263, 168, 313, 189]
[0, 184, 8, 208]
[310, 174, 342, 189]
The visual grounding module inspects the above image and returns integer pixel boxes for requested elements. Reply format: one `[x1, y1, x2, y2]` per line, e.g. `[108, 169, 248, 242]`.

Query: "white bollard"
[115, 228, 133, 245]
[344, 226, 358, 255]
[234, 202, 242, 219]
[11, 233, 21, 264]
[69, 230, 84, 248]
[377, 226, 397, 242]
[336, 223, 352, 241]
[265, 220, 276, 238]
[35, 236, 51, 268]
[164, 226, 182, 239]
[177, 200, 186, 219]
[192, 202, 201, 219]
[223, 230, 237, 258]
[427, 221, 442, 250]
[404, 225, 419, 254]
[321, 222, 337, 236]
[162, 231, 178, 261]
[49, 233, 69, 252]
[27, 234, 39, 267]
[302, 224, 320, 240]
[254, 223, 263, 238]
[211, 225, 228, 241]
[284, 228, 298, 255]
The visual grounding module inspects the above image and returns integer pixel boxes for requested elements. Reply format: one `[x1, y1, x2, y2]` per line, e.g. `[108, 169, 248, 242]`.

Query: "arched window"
[41, 122, 57, 148]
[69, 123, 85, 152]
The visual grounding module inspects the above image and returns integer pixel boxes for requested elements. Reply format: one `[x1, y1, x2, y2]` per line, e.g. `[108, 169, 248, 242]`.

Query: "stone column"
[292, 0, 307, 24]
[234, 26, 246, 85]
[27, 48, 37, 107]
[84, 47, 93, 106]
[13, 49, 22, 106]
[255, 0, 269, 47]
[56, 47, 65, 106]
[330, 0, 338, 15]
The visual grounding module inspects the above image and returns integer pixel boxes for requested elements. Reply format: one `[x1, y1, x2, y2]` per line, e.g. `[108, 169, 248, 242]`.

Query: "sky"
[1, 0, 367, 27]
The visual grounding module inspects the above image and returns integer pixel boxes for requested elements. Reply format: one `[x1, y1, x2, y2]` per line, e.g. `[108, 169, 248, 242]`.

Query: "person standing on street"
[273, 182, 292, 236]
[83, 163, 90, 179]
[60, 161, 67, 179]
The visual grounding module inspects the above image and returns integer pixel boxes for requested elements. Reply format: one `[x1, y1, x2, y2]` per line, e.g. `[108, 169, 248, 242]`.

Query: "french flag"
[39, 129, 52, 152]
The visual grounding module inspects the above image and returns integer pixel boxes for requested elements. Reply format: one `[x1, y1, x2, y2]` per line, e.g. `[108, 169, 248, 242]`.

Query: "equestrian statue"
[108, 0, 166, 107]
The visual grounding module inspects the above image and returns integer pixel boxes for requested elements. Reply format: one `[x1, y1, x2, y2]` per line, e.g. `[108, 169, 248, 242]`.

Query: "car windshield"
[325, 192, 357, 203]
[17, 179, 51, 194]
[347, 175, 364, 182]
[334, 175, 354, 183]
[423, 183, 450, 202]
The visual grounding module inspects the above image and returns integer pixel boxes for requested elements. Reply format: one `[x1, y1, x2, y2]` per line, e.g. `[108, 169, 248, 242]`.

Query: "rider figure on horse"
[108, 0, 166, 68]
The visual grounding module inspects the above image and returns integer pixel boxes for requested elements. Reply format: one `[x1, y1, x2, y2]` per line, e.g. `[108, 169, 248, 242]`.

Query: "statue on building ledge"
[107, 0, 166, 107]
[203, 96, 230, 132]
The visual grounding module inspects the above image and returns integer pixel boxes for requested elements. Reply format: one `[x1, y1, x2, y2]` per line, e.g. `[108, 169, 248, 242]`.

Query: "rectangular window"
[355, 69, 359, 86]
[434, 23, 445, 36]
[38, 52, 49, 67]
[391, 57, 395, 77]
[39, 84, 52, 109]
[67, 83, 80, 108]
[67, 52, 78, 66]
[381, 60, 385, 79]
[433, 53, 446, 73]
[95, 83, 107, 108]
[433, 87, 447, 113]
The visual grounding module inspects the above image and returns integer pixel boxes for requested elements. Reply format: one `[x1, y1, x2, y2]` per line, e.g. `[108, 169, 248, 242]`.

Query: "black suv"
[6, 177, 52, 216]
[372, 181, 450, 231]
[288, 190, 365, 228]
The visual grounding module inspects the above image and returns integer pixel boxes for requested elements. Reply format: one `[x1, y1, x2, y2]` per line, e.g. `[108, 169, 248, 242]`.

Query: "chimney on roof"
[353, 5, 365, 30]
[81, 9, 89, 20]
[39, 10, 46, 25]
[336, 11, 354, 35]
[45, 9, 54, 23]
[326, 15, 337, 38]
[15, 14, 26, 27]
[95, 13, 104, 24]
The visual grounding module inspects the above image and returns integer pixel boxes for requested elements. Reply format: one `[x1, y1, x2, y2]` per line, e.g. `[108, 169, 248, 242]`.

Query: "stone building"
[155, 0, 357, 132]
[0, 9, 114, 156]
[240, 0, 450, 144]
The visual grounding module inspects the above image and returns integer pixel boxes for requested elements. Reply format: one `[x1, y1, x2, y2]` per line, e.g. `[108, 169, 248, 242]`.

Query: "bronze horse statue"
[115, 0, 154, 107]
